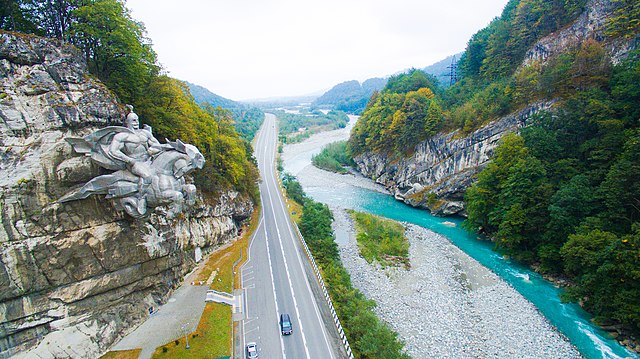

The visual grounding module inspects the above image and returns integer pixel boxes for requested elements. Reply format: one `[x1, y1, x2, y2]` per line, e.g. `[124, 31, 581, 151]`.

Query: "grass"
[152, 207, 261, 359]
[286, 197, 304, 223]
[349, 210, 410, 269]
[151, 302, 232, 358]
[99, 349, 141, 359]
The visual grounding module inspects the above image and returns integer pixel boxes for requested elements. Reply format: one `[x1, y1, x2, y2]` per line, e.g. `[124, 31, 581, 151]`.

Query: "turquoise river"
[302, 183, 636, 359]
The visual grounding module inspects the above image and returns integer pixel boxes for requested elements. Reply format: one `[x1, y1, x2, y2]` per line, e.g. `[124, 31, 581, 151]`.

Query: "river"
[281, 115, 636, 359]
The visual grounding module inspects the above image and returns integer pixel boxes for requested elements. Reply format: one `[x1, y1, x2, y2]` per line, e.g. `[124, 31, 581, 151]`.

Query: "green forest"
[2, 0, 259, 200]
[311, 141, 355, 174]
[277, 109, 349, 143]
[349, 0, 640, 336]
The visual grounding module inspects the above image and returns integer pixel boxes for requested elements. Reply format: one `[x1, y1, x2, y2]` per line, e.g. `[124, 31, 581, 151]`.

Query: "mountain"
[422, 52, 463, 87]
[349, 0, 640, 345]
[186, 81, 264, 140]
[313, 52, 464, 115]
[187, 81, 240, 109]
[313, 78, 387, 114]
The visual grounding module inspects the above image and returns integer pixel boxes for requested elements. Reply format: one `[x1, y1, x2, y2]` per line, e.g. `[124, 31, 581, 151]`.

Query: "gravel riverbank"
[282, 118, 582, 358]
[332, 208, 581, 358]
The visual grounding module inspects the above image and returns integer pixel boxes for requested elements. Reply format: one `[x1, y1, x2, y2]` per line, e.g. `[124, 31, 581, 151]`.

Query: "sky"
[126, 0, 510, 101]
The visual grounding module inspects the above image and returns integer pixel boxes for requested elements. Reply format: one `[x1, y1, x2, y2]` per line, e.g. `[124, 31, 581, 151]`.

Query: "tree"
[71, 0, 159, 104]
[464, 133, 529, 233]
[561, 228, 640, 332]
[605, 0, 640, 39]
[0, 0, 42, 34]
[424, 100, 443, 136]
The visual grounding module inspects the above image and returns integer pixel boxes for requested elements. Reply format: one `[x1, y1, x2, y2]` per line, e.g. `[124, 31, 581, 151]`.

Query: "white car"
[246, 342, 259, 359]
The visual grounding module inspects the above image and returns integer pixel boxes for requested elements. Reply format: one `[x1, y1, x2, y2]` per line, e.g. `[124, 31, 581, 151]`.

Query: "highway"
[240, 113, 343, 359]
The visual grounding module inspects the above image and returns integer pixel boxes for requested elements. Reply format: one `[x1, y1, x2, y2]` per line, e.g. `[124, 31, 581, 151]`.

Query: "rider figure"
[108, 109, 163, 214]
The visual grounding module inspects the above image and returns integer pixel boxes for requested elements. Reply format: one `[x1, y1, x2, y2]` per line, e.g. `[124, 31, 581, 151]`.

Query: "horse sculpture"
[59, 124, 205, 218]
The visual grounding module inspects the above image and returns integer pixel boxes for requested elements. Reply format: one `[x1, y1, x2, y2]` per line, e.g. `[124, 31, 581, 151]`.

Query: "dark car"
[280, 313, 292, 335]
[246, 342, 258, 359]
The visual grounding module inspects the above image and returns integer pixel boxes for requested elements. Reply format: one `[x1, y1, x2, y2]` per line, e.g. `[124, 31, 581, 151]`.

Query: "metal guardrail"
[293, 222, 355, 359]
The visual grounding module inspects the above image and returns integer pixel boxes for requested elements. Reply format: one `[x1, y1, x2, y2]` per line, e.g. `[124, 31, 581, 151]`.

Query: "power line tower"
[447, 55, 458, 86]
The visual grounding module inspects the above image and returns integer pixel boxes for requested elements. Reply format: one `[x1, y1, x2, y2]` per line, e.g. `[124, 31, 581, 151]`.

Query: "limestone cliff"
[353, 0, 637, 216]
[0, 31, 252, 358]
[354, 102, 553, 216]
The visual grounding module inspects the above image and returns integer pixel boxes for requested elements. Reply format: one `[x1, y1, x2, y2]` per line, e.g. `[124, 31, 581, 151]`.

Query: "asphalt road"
[240, 113, 342, 359]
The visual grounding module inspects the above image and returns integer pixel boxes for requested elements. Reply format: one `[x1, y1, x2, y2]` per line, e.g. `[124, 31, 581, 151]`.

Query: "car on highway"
[280, 313, 292, 335]
[245, 342, 258, 359]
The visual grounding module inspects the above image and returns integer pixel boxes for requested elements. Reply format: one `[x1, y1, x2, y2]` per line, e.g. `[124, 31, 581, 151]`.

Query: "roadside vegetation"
[152, 302, 231, 359]
[151, 207, 260, 358]
[282, 175, 410, 359]
[349, 211, 410, 269]
[276, 110, 349, 144]
[311, 141, 355, 174]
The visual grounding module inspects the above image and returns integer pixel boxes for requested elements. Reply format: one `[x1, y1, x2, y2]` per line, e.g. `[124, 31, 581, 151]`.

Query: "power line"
[447, 55, 458, 86]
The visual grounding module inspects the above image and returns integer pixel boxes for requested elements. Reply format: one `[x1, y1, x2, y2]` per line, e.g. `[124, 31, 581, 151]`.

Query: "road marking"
[274, 184, 337, 359]
[266, 113, 336, 359]
[265, 166, 311, 359]
[245, 326, 260, 335]
[241, 215, 264, 354]
[262, 160, 287, 358]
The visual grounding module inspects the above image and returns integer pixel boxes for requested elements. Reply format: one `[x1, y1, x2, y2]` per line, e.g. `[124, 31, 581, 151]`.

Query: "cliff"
[354, 102, 554, 216]
[0, 31, 252, 358]
[353, 0, 637, 216]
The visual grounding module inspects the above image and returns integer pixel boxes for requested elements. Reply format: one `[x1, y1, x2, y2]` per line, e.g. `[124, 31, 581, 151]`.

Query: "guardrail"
[293, 222, 355, 359]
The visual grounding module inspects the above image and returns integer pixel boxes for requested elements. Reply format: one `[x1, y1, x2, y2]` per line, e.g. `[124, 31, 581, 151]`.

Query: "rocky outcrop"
[524, 0, 638, 66]
[354, 102, 553, 216]
[353, 0, 638, 216]
[0, 31, 252, 358]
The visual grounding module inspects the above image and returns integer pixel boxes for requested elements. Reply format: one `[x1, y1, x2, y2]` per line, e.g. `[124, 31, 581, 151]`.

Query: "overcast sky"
[126, 0, 510, 101]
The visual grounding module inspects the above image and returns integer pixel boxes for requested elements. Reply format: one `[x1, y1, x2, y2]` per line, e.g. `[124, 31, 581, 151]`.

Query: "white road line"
[265, 173, 311, 359]
[241, 216, 263, 353]
[272, 175, 336, 359]
[260, 117, 287, 359]
[265, 113, 335, 359]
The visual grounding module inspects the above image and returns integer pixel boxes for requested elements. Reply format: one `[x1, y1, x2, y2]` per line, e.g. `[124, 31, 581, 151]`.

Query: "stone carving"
[59, 107, 205, 218]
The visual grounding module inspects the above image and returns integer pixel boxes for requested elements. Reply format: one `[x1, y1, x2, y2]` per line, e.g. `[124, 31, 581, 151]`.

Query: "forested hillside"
[421, 52, 463, 87]
[349, 0, 640, 338]
[313, 78, 386, 114]
[2, 0, 258, 200]
[187, 81, 264, 140]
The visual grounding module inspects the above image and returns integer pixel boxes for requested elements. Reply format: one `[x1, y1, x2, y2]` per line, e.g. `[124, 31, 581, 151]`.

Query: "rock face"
[353, 0, 637, 216]
[354, 102, 553, 216]
[524, 0, 637, 66]
[0, 31, 252, 358]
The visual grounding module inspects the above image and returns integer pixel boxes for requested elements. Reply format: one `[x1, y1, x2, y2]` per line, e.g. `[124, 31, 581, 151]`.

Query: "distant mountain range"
[187, 81, 245, 110]
[186, 81, 264, 140]
[314, 53, 462, 114]
[313, 78, 387, 114]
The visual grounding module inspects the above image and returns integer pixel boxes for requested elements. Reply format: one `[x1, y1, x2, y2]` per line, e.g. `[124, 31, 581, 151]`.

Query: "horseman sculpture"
[59, 106, 205, 218]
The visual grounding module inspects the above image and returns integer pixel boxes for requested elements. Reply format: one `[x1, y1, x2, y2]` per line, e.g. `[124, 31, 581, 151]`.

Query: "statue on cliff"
[59, 106, 205, 218]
